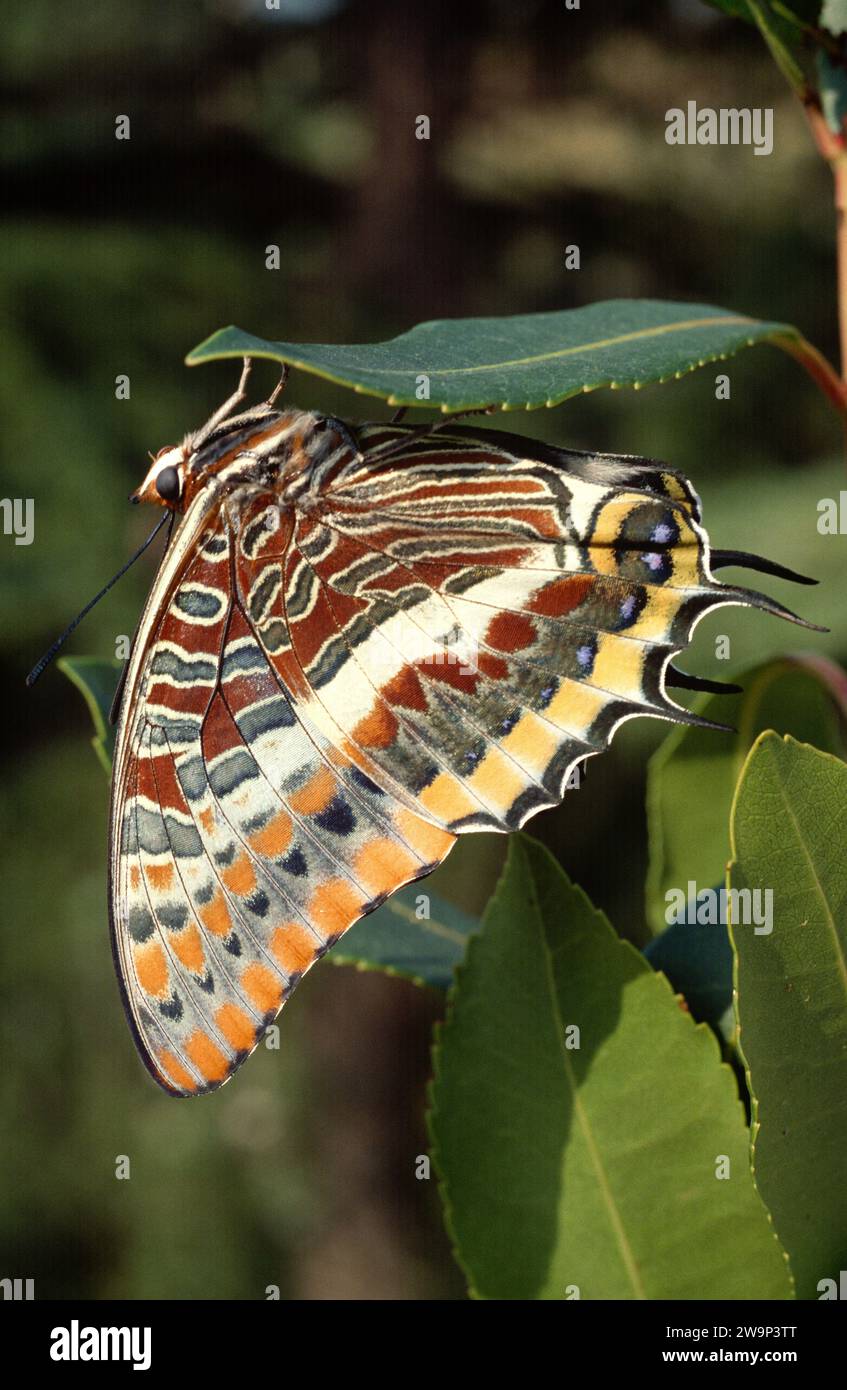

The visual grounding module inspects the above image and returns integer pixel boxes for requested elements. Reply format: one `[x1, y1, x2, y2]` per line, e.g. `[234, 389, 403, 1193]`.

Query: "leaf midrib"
[385, 897, 468, 946]
[771, 752, 847, 1001]
[399, 315, 758, 378]
[525, 850, 647, 1300]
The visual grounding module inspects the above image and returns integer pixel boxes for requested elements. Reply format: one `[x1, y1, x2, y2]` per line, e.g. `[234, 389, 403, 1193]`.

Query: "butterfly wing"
[272, 423, 794, 834]
[111, 421, 801, 1095]
[110, 482, 453, 1097]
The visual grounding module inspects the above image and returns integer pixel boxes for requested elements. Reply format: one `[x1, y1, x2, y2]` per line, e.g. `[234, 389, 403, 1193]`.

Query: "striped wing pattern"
[111, 417, 794, 1094]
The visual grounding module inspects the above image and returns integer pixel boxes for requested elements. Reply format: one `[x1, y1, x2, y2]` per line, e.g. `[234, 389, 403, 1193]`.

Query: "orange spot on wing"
[396, 809, 456, 863]
[199, 807, 216, 833]
[147, 862, 174, 891]
[185, 1030, 230, 1084]
[215, 1002, 256, 1052]
[135, 942, 169, 998]
[486, 611, 536, 653]
[308, 878, 366, 937]
[250, 809, 293, 858]
[242, 962, 284, 1014]
[354, 837, 418, 895]
[222, 854, 257, 895]
[272, 922, 317, 975]
[419, 771, 479, 823]
[156, 1050, 198, 1094]
[171, 921, 205, 973]
[199, 889, 232, 936]
[477, 650, 508, 681]
[352, 701, 398, 750]
[528, 574, 594, 618]
[130, 865, 141, 890]
[416, 655, 479, 694]
[289, 766, 337, 815]
[382, 665, 427, 712]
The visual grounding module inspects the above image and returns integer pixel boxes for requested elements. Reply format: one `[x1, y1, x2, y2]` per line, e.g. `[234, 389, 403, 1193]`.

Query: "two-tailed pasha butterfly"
[54, 360, 818, 1095]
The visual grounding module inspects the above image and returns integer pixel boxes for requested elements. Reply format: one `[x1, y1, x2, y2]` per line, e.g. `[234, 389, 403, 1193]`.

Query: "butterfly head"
[132, 442, 189, 511]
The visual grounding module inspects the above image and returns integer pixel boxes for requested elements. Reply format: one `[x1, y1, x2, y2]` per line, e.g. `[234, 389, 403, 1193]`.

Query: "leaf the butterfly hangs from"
[108, 361, 818, 1096]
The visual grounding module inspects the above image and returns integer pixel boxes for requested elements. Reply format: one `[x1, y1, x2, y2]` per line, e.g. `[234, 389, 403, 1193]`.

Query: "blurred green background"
[2, 0, 845, 1299]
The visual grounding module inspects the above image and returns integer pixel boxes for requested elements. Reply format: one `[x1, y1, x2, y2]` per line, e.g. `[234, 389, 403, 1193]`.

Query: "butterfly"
[107, 359, 815, 1096]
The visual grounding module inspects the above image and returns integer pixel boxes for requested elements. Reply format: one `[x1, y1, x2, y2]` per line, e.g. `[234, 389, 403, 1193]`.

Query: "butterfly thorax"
[133, 407, 357, 513]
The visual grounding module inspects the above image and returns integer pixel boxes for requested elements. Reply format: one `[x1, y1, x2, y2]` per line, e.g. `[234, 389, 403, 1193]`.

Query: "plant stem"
[743, 15, 847, 433]
[832, 153, 847, 379]
[778, 333, 847, 414]
[801, 102, 847, 375]
[798, 101, 847, 461]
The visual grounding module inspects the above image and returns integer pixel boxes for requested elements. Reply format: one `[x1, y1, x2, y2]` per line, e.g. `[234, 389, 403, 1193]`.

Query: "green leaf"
[58, 655, 122, 776]
[646, 655, 847, 935]
[186, 301, 806, 414]
[330, 887, 478, 990]
[705, 2, 822, 42]
[729, 734, 847, 1299]
[429, 834, 792, 1300]
[704, 0, 758, 20]
[705, 1, 821, 92]
[746, 1, 812, 91]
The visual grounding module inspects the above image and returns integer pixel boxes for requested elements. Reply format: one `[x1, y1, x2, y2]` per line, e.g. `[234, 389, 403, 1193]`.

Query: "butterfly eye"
[155, 465, 181, 502]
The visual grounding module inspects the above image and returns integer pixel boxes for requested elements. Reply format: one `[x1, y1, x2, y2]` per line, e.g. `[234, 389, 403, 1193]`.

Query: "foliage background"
[2, 0, 842, 1298]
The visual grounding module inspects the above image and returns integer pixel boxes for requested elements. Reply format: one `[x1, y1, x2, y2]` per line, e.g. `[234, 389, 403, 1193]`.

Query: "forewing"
[110, 486, 453, 1096]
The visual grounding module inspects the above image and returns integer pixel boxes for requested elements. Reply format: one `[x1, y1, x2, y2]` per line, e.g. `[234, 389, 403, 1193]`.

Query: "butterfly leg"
[198, 357, 254, 437]
[266, 363, 290, 407]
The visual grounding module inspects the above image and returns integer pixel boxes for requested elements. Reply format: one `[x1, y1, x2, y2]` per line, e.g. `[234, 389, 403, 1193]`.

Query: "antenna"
[26, 513, 170, 688]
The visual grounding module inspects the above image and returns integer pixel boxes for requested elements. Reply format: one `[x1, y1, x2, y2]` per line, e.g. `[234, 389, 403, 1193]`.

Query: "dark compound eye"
[155, 465, 181, 501]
